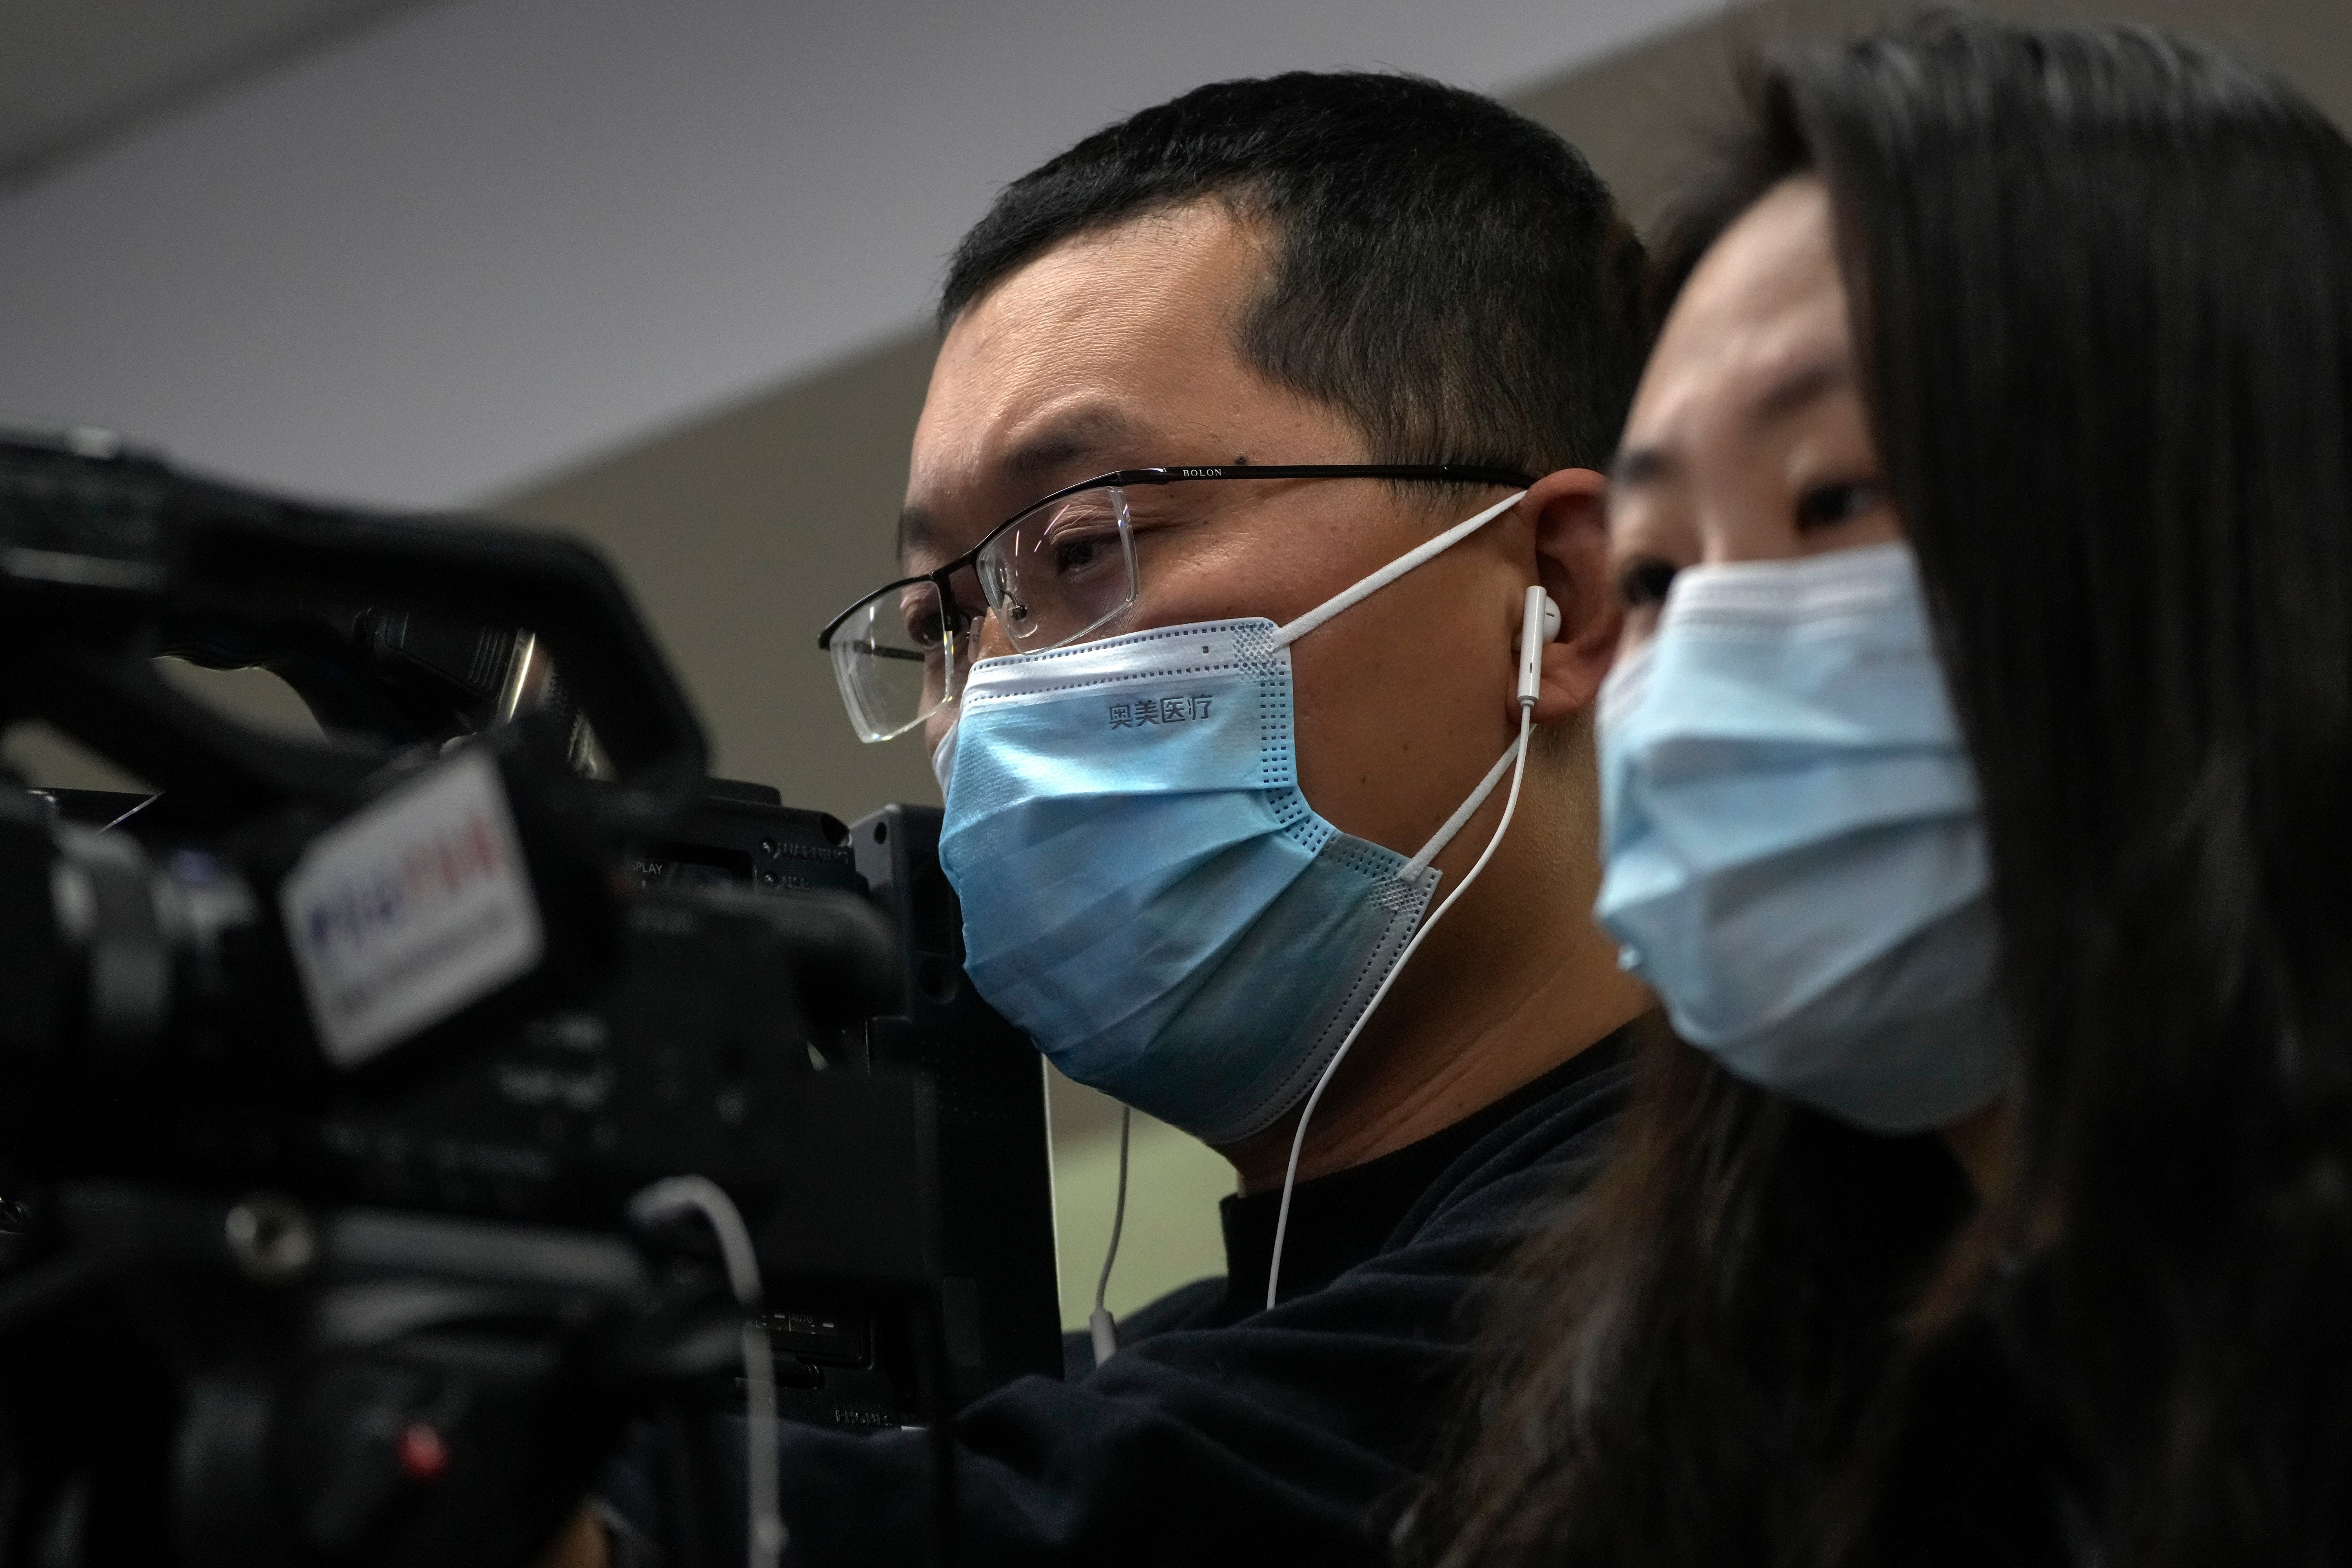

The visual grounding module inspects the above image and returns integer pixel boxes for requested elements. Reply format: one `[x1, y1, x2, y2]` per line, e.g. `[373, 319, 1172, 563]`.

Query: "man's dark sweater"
[746, 1029, 1630, 1565]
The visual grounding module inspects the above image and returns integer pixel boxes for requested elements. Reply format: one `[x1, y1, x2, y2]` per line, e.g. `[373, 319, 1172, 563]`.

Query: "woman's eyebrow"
[1608, 356, 1851, 501]
[1610, 444, 1679, 493]
[1748, 356, 1850, 429]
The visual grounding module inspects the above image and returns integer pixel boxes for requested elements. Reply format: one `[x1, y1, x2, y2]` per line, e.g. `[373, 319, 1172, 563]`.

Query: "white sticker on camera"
[281, 748, 545, 1069]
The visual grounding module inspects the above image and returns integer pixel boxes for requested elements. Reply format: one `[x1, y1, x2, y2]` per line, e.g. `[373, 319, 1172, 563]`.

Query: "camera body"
[0, 433, 1059, 1566]
[641, 788, 1063, 1423]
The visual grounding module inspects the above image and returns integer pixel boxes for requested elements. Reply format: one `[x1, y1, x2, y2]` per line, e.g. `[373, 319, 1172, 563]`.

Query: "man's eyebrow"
[1000, 405, 1148, 483]
[899, 406, 1153, 568]
[897, 503, 939, 566]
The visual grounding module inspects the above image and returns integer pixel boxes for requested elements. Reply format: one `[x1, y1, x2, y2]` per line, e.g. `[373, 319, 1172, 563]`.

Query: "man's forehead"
[901, 205, 1271, 566]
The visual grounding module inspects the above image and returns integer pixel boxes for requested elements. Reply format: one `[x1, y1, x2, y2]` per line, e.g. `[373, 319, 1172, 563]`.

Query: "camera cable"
[628, 1174, 786, 1568]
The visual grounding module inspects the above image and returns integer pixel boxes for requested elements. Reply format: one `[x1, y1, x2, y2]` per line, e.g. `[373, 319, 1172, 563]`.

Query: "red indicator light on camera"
[397, 1421, 450, 1481]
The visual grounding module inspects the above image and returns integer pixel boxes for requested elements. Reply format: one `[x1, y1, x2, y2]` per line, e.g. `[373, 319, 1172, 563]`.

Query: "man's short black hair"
[941, 71, 1649, 476]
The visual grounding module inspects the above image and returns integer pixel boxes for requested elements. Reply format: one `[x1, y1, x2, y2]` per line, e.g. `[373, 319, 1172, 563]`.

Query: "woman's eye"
[1796, 479, 1885, 531]
[1617, 556, 1681, 610]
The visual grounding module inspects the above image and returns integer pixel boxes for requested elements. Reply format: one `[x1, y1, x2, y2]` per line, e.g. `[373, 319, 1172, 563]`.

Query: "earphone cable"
[1265, 701, 1536, 1310]
[1088, 1105, 1133, 1366]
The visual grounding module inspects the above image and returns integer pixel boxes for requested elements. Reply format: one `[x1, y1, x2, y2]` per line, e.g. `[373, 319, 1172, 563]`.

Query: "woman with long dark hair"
[1408, 19, 2352, 1566]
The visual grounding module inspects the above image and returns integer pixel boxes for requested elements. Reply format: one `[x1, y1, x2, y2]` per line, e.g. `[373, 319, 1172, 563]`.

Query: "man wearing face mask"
[581, 71, 1655, 1568]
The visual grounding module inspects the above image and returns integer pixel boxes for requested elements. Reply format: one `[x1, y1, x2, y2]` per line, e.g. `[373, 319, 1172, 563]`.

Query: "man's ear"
[1523, 467, 1618, 726]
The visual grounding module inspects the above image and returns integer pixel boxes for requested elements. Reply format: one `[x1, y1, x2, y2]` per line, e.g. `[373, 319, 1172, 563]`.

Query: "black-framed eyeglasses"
[816, 463, 1535, 742]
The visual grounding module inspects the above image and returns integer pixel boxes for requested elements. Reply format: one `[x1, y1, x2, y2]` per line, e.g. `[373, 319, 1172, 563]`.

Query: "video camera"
[0, 432, 1059, 1566]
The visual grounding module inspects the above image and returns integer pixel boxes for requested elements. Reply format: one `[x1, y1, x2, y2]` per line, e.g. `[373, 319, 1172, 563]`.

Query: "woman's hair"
[1409, 18, 2352, 1567]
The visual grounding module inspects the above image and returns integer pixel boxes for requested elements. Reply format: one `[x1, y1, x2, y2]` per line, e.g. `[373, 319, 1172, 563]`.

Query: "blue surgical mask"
[1593, 542, 2011, 1134]
[934, 493, 1525, 1145]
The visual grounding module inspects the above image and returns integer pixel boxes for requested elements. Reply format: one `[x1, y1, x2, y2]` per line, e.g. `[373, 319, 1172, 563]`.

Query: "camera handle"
[0, 432, 710, 828]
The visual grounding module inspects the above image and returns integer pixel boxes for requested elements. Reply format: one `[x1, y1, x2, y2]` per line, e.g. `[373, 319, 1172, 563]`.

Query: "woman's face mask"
[1593, 174, 2009, 1134]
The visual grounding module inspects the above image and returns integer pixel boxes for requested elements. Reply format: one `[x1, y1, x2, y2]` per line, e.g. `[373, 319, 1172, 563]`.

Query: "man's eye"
[1796, 480, 1885, 531]
[1051, 533, 1109, 574]
[1041, 519, 1123, 578]
[1617, 557, 1680, 610]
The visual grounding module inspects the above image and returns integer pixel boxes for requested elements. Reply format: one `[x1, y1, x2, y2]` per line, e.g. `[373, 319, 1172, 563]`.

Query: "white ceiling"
[0, 0, 441, 185]
[0, 0, 1727, 508]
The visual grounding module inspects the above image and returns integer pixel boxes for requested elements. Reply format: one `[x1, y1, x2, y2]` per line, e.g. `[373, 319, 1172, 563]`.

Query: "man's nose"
[973, 610, 1018, 661]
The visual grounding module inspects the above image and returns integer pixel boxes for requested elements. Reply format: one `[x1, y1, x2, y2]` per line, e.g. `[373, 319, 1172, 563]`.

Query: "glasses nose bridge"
[970, 606, 1022, 663]
[931, 555, 987, 630]
[934, 551, 1019, 660]
[966, 506, 1045, 636]
[971, 546, 1018, 622]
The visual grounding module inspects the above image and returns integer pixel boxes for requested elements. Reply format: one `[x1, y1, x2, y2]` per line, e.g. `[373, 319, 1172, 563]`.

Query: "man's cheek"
[924, 709, 958, 761]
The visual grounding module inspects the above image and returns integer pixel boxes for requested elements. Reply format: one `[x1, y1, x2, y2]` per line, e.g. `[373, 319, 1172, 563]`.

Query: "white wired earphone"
[1088, 1103, 1133, 1366]
[1089, 584, 1559, 1360]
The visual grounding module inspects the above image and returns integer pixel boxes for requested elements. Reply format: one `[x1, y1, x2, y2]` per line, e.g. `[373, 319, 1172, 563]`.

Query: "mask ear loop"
[1264, 584, 1553, 1310]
